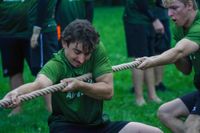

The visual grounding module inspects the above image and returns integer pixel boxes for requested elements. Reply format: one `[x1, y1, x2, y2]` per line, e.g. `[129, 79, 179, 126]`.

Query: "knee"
[153, 127, 164, 133]
[157, 104, 171, 122]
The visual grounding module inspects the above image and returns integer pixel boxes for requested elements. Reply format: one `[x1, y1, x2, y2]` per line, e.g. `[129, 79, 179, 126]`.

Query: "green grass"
[0, 6, 195, 133]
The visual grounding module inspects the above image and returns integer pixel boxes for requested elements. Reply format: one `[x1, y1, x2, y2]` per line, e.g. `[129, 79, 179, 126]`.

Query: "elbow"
[104, 87, 114, 100]
[172, 48, 185, 63]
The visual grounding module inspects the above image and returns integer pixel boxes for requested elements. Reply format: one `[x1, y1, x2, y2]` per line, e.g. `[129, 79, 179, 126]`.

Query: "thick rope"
[0, 60, 141, 108]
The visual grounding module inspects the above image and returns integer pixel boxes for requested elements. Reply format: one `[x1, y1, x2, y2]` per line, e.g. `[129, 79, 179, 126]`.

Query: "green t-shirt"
[27, 0, 57, 33]
[123, 0, 156, 25]
[173, 11, 200, 74]
[55, 0, 93, 31]
[0, 0, 29, 38]
[39, 42, 112, 125]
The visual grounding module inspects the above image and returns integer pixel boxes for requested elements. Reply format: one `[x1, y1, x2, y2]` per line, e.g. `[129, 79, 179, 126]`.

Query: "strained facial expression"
[62, 41, 92, 67]
[164, 0, 191, 26]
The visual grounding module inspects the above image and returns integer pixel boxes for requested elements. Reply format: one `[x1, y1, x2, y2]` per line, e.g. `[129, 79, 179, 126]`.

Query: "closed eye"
[73, 49, 81, 55]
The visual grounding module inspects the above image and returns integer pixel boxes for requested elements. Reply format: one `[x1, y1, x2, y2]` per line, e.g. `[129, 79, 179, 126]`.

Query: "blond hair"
[162, 0, 198, 9]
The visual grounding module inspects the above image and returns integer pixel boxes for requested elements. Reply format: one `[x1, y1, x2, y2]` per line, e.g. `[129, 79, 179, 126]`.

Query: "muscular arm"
[16, 74, 53, 95]
[80, 73, 113, 100]
[137, 38, 199, 69]
[62, 73, 114, 100]
[4, 74, 53, 105]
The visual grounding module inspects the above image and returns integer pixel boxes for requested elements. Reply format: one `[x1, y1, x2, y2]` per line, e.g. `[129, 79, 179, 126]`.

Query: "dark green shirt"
[55, 0, 93, 31]
[123, 0, 156, 25]
[27, 0, 57, 33]
[0, 0, 29, 38]
[39, 42, 112, 125]
[173, 11, 200, 74]
[0, 0, 57, 38]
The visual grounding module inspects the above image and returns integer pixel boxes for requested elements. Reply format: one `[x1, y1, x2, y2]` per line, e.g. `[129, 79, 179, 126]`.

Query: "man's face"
[62, 41, 92, 67]
[165, 0, 191, 26]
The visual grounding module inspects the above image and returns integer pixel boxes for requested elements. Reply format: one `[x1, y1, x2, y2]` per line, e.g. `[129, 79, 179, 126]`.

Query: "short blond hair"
[162, 0, 198, 9]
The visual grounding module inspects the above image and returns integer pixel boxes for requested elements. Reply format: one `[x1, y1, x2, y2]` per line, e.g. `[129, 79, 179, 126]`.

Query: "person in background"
[0, 0, 59, 117]
[123, 0, 163, 106]
[2, 19, 163, 133]
[28, 0, 59, 113]
[152, 0, 171, 91]
[0, 0, 30, 117]
[55, 0, 94, 48]
[136, 0, 200, 132]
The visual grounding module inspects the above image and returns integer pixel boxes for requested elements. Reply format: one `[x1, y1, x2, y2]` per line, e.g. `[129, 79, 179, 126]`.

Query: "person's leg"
[0, 38, 26, 116]
[185, 91, 200, 133]
[154, 66, 164, 86]
[144, 25, 162, 104]
[119, 122, 163, 133]
[144, 68, 161, 103]
[154, 19, 171, 91]
[185, 114, 200, 133]
[133, 68, 146, 106]
[8, 73, 24, 116]
[44, 94, 52, 112]
[124, 22, 150, 106]
[157, 98, 190, 133]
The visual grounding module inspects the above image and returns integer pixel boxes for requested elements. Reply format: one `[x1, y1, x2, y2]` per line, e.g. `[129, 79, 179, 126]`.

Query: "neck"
[183, 10, 197, 28]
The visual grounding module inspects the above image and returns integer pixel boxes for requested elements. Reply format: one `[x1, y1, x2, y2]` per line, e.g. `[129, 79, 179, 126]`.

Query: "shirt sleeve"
[185, 24, 200, 45]
[91, 42, 112, 79]
[39, 59, 65, 84]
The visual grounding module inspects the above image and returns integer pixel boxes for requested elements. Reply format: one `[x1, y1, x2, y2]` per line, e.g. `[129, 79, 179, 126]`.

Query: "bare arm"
[61, 73, 114, 100]
[174, 56, 192, 75]
[3, 74, 53, 106]
[137, 38, 199, 69]
[17, 74, 53, 95]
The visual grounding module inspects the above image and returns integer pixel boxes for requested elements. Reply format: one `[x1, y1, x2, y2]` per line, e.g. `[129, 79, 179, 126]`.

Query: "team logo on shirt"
[66, 91, 84, 99]
[65, 78, 94, 99]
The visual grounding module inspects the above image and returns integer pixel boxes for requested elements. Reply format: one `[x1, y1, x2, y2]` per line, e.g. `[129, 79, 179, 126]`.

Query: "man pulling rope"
[0, 19, 163, 133]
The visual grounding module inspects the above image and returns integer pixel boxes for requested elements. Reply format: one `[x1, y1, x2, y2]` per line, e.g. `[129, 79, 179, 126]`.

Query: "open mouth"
[172, 19, 177, 24]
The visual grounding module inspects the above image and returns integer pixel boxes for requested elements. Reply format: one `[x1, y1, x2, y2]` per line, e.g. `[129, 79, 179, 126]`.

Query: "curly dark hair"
[61, 19, 100, 52]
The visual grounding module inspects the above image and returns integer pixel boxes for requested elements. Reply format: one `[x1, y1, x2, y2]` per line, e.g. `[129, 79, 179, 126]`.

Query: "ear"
[61, 40, 68, 48]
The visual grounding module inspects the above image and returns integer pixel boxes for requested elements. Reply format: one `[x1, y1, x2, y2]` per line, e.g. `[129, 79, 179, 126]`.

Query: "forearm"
[14, 74, 52, 96]
[151, 47, 185, 67]
[13, 82, 42, 96]
[80, 81, 113, 100]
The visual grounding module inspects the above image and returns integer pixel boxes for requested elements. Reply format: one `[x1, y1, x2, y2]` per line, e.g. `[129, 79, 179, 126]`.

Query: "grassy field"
[0, 6, 195, 133]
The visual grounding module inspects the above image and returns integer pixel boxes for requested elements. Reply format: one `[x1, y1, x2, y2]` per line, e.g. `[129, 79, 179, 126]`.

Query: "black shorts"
[124, 21, 155, 58]
[29, 31, 59, 76]
[180, 91, 200, 115]
[0, 37, 30, 77]
[154, 19, 171, 54]
[49, 121, 129, 133]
